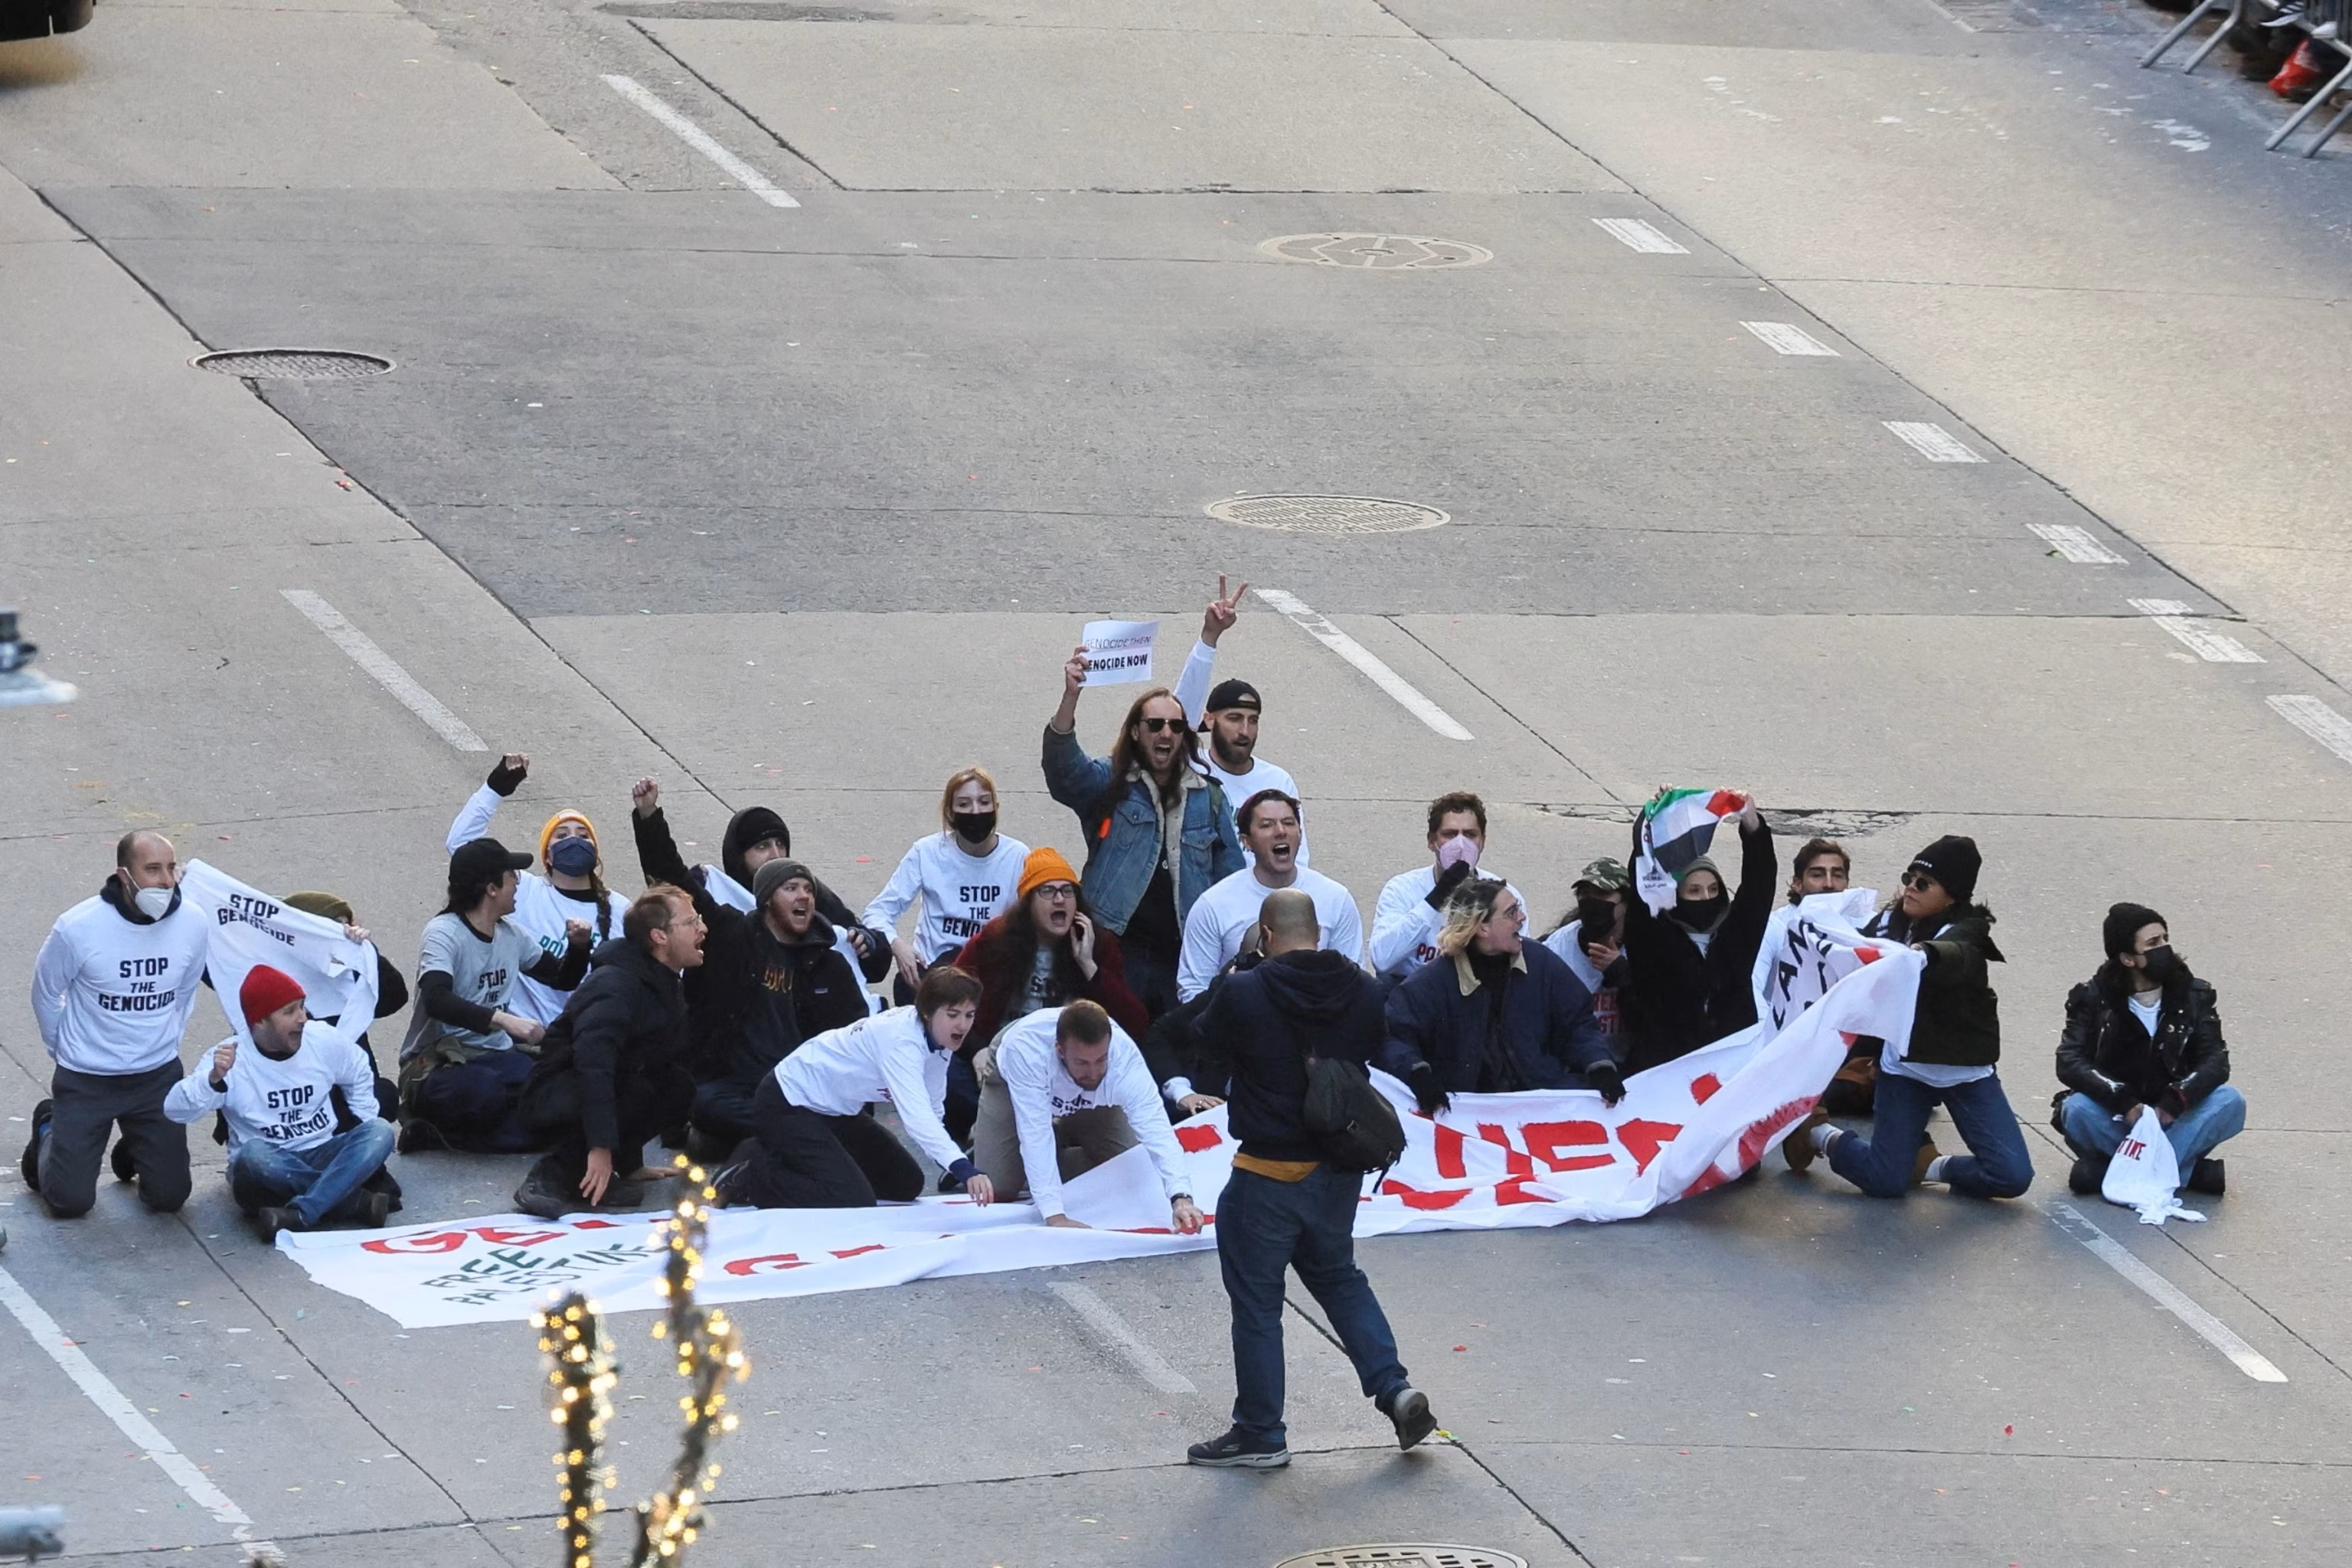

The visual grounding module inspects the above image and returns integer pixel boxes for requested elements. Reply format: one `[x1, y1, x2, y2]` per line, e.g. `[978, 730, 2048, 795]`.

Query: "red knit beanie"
[239, 965, 305, 1025]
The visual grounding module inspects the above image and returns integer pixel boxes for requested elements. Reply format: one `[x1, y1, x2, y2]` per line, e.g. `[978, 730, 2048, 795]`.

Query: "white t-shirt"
[1177, 867, 1363, 1001]
[31, 893, 209, 1076]
[2126, 991, 2164, 1038]
[863, 832, 1033, 965]
[989, 1008, 1189, 1219]
[446, 785, 627, 1024]
[164, 1023, 377, 1156]
[402, 913, 542, 1060]
[775, 1007, 965, 1174]
[1173, 637, 1310, 867]
[1367, 865, 1527, 982]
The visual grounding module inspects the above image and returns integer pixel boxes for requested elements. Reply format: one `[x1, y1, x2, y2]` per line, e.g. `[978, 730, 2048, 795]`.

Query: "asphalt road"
[5, 1, 2351, 1565]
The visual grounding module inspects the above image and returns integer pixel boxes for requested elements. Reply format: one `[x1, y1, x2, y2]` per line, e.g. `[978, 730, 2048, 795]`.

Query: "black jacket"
[1620, 818, 1775, 1073]
[1194, 949, 1382, 1163]
[634, 807, 870, 1085]
[2056, 968, 2229, 1115]
[1868, 903, 2003, 1067]
[718, 805, 892, 982]
[1379, 942, 1611, 1093]
[524, 938, 688, 1153]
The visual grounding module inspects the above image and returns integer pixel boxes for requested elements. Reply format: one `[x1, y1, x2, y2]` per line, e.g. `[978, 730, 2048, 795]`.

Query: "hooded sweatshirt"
[1193, 948, 1383, 1163]
[32, 880, 209, 1076]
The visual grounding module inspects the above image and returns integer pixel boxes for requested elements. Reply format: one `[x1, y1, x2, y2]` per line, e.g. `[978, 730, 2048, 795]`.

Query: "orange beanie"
[1018, 847, 1080, 900]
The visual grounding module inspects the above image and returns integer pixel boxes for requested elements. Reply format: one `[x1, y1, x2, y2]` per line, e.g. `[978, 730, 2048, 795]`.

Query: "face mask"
[2139, 946, 2180, 983]
[1574, 898, 1619, 939]
[1436, 835, 1480, 874]
[950, 810, 997, 843]
[548, 837, 599, 877]
[1672, 893, 1729, 933]
[132, 884, 175, 920]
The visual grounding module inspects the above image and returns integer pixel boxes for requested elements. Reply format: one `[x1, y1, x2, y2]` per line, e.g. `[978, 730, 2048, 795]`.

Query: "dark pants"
[942, 1051, 981, 1146]
[731, 1073, 923, 1207]
[1122, 936, 1180, 1024]
[690, 1078, 763, 1152]
[228, 1122, 396, 1228]
[1217, 1164, 1408, 1446]
[35, 1062, 190, 1217]
[410, 1049, 541, 1152]
[1828, 1069, 2035, 1200]
[523, 1063, 695, 1187]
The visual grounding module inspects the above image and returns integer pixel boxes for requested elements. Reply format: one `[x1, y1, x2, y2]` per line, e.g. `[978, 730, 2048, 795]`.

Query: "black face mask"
[2138, 946, 2181, 983]
[1575, 897, 1620, 940]
[950, 810, 998, 843]
[1672, 893, 1730, 933]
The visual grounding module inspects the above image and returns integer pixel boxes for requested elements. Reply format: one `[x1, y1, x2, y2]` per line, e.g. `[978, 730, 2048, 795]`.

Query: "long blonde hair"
[1436, 877, 1508, 959]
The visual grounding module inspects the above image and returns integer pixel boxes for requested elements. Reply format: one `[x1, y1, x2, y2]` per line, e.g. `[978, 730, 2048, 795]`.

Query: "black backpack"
[1302, 1050, 1406, 1175]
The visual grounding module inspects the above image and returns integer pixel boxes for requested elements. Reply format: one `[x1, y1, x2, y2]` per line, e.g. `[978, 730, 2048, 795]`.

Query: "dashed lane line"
[1048, 1283, 1196, 1396]
[279, 590, 488, 753]
[1592, 217, 1688, 254]
[1740, 321, 1840, 356]
[2045, 1203, 2288, 1382]
[1253, 589, 1474, 742]
[2268, 694, 2352, 766]
[601, 74, 802, 210]
[2028, 522, 2126, 564]
[2127, 598, 2265, 663]
[1882, 420, 1984, 462]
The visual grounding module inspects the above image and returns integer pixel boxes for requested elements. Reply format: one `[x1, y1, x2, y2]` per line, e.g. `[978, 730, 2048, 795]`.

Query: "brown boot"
[1784, 1108, 1832, 1172]
[1913, 1138, 1943, 1187]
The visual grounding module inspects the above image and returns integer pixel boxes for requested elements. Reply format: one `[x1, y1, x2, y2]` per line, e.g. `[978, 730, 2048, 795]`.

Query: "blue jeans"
[1828, 1068, 2034, 1200]
[2062, 1086, 2245, 1170]
[227, 1121, 396, 1228]
[1217, 1164, 1408, 1446]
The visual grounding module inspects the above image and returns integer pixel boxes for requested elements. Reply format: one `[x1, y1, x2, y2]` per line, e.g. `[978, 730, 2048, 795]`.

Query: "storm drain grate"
[1274, 1547, 1529, 1568]
[1206, 495, 1449, 535]
[192, 349, 395, 380]
[1259, 233, 1493, 270]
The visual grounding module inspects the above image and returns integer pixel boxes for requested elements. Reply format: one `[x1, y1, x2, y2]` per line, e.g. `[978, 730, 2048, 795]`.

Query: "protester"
[281, 890, 407, 1125]
[163, 966, 394, 1234]
[1171, 577, 1312, 865]
[1383, 879, 1623, 1108]
[1619, 797, 1776, 1073]
[21, 832, 206, 1217]
[1540, 858, 1632, 1041]
[1042, 648, 1245, 1018]
[631, 779, 870, 1159]
[1785, 836, 2034, 1200]
[2053, 903, 2241, 1197]
[1747, 839, 1882, 1114]
[864, 766, 1031, 1001]
[971, 1000, 1202, 1231]
[694, 799, 891, 985]
[1367, 792, 1527, 984]
[1176, 791, 1361, 1002]
[446, 754, 629, 1024]
[1188, 890, 1435, 1467]
[715, 968, 992, 1209]
[512, 887, 707, 1219]
[396, 838, 591, 1153]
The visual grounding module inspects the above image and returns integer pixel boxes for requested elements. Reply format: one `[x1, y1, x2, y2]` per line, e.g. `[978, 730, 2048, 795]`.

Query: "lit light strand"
[534, 1292, 617, 1568]
[627, 1158, 750, 1567]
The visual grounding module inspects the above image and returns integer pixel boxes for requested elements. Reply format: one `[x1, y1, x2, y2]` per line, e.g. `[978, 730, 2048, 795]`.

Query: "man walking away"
[163, 966, 394, 1234]
[1189, 890, 1436, 1468]
[513, 887, 706, 1219]
[23, 832, 207, 1217]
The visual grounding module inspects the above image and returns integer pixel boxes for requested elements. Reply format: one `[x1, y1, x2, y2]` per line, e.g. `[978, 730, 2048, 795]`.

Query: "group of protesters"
[19, 578, 2245, 1468]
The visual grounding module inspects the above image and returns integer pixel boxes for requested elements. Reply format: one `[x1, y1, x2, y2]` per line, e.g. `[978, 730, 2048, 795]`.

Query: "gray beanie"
[752, 858, 815, 910]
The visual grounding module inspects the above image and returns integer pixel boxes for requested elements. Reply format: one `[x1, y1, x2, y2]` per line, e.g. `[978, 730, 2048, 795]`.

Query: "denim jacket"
[1040, 725, 1245, 935]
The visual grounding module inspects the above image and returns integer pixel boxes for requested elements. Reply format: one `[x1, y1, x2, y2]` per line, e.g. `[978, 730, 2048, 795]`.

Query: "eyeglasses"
[1900, 871, 1939, 891]
[1034, 884, 1078, 901]
[1136, 717, 1182, 733]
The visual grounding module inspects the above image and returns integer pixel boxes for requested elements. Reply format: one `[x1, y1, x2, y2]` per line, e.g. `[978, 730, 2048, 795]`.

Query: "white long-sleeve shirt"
[775, 1007, 965, 1174]
[32, 892, 209, 1076]
[988, 1008, 1189, 1220]
[1367, 864, 1527, 982]
[1172, 637, 1310, 867]
[861, 831, 1033, 965]
[448, 785, 629, 1024]
[1176, 866, 1363, 1001]
[163, 1024, 377, 1156]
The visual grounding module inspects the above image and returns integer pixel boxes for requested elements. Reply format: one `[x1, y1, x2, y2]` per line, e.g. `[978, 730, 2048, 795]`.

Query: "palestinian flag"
[1633, 787, 1748, 913]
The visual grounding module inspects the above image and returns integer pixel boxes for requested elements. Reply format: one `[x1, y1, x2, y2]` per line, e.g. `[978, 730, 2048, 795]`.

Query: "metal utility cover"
[1272, 1547, 1530, 1568]
[1207, 495, 1450, 535]
[192, 349, 394, 380]
[1259, 234, 1494, 270]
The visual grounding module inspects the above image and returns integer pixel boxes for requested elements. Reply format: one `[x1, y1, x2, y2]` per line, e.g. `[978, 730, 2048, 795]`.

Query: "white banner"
[1077, 619, 1158, 687]
[179, 860, 380, 1053]
[277, 949, 1923, 1328]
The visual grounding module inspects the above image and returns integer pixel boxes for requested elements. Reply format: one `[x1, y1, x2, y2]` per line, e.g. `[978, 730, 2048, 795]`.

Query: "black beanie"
[2102, 901, 2165, 959]
[1906, 835, 1981, 905]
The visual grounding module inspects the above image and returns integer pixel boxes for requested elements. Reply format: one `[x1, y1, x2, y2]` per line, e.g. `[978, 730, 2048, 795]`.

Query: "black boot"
[2068, 1155, 2109, 1196]
[2186, 1157, 2226, 1197]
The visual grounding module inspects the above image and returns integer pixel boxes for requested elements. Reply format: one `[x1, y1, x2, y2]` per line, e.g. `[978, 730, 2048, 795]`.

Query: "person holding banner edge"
[1619, 792, 1777, 1074]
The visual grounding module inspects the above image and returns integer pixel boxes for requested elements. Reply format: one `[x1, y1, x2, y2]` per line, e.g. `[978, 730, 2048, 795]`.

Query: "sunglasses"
[1900, 871, 1940, 891]
[1136, 717, 1183, 733]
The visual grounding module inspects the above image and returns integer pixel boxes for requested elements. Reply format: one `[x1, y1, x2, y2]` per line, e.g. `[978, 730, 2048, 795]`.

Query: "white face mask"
[132, 884, 174, 920]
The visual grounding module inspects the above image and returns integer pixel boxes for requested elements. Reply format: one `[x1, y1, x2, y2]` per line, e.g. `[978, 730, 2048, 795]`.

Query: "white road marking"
[1253, 588, 1474, 741]
[600, 74, 801, 210]
[279, 590, 488, 753]
[1740, 321, 1840, 356]
[1592, 217, 1688, 254]
[2028, 522, 2125, 564]
[2126, 598, 2264, 663]
[2268, 694, 2352, 766]
[1882, 420, 1985, 462]
[1048, 1283, 1196, 1395]
[0, 1263, 283, 1556]
[2045, 1203, 2288, 1382]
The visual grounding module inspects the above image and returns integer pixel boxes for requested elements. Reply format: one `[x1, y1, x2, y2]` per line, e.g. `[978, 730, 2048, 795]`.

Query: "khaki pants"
[971, 1044, 1138, 1200]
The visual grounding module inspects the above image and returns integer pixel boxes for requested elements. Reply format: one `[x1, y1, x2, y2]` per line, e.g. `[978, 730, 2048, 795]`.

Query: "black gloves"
[1424, 859, 1474, 910]
[1410, 1063, 1451, 1116]
[1586, 1060, 1626, 1108]
[487, 756, 528, 796]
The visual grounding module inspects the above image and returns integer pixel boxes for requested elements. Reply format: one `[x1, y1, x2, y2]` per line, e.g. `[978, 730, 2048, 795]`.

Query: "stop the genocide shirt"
[165, 1023, 378, 1156]
[862, 832, 1033, 965]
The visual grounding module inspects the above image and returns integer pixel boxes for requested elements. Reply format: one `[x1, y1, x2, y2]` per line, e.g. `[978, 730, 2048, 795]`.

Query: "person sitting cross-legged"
[163, 966, 396, 1235]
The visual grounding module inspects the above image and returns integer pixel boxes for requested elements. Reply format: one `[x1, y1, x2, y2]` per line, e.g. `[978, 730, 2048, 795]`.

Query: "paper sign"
[1079, 619, 1159, 686]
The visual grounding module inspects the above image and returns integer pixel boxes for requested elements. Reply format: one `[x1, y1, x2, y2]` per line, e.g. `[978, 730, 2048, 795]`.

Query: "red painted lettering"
[1173, 1124, 1223, 1153]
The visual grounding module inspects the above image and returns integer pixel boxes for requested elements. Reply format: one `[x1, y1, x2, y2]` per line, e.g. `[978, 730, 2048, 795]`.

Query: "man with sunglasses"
[1171, 576, 1312, 867]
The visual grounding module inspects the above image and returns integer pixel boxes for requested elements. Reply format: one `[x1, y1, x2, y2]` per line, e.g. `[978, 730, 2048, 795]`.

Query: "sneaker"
[361, 1190, 396, 1229]
[19, 1099, 51, 1187]
[2272, 39, 2334, 100]
[513, 1160, 573, 1220]
[255, 1205, 304, 1236]
[396, 1119, 449, 1155]
[1912, 1138, 1943, 1187]
[1782, 1108, 1831, 1172]
[2264, 1, 2309, 24]
[596, 1178, 649, 1210]
[1185, 1426, 1290, 1468]
[709, 1160, 751, 1207]
[1385, 1387, 1437, 1452]
[110, 1136, 137, 1183]
[2187, 1156, 2226, 1197]
[2069, 1155, 2109, 1196]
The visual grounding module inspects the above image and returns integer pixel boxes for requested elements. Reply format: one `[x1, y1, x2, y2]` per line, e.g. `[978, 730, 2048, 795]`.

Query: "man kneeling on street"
[164, 966, 396, 1235]
[974, 1000, 1204, 1233]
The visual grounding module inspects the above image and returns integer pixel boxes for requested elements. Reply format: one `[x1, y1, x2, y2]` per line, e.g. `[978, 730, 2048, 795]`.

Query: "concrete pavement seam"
[628, 18, 848, 190]
[1386, 619, 1622, 805]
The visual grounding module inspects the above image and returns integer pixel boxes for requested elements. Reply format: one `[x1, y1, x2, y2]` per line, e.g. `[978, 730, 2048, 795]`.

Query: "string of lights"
[627, 1158, 750, 1568]
[534, 1292, 617, 1568]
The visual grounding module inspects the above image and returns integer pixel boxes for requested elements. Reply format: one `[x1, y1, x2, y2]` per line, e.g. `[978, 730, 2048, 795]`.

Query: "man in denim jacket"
[1043, 645, 1244, 1021]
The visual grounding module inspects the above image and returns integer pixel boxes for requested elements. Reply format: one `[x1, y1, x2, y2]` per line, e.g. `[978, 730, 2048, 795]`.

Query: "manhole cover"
[1259, 233, 1493, 270]
[1206, 495, 1450, 535]
[1274, 1548, 1528, 1568]
[192, 349, 395, 380]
